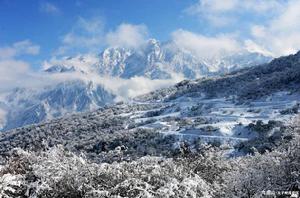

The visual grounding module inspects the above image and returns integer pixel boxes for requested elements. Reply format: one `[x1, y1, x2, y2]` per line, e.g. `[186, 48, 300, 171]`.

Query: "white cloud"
[0, 60, 47, 93]
[40, 2, 60, 15]
[46, 71, 182, 102]
[0, 59, 48, 92]
[185, 0, 237, 27]
[102, 76, 182, 101]
[190, 0, 237, 13]
[250, 25, 267, 39]
[0, 40, 40, 59]
[247, 0, 300, 56]
[56, 19, 149, 55]
[0, 47, 16, 59]
[0, 60, 30, 80]
[185, 0, 283, 27]
[55, 17, 104, 55]
[12, 40, 40, 55]
[171, 29, 241, 59]
[244, 40, 273, 57]
[184, 0, 300, 57]
[106, 23, 148, 49]
[242, 1, 283, 13]
[0, 41, 42, 92]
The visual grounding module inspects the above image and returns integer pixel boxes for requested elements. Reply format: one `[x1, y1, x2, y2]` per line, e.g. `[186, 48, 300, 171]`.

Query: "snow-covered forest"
[0, 117, 299, 197]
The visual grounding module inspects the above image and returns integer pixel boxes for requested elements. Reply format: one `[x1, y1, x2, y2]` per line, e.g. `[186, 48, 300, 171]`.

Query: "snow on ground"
[126, 91, 299, 145]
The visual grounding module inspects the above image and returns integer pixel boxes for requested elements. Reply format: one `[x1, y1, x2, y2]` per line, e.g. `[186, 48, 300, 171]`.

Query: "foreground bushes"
[1, 133, 299, 198]
[0, 146, 215, 198]
[1, 117, 299, 197]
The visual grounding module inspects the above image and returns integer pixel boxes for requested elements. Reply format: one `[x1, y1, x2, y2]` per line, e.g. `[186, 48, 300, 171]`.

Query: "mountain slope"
[0, 39, 271, 131]
[138, 51, 300, 102]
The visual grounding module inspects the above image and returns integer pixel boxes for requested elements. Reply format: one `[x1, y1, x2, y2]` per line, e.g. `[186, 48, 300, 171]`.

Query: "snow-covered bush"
[0, 173, 23, 197]
[221, 123, 300, 197]
[0, 146, 215, 198]
[0, 127, 299, 197]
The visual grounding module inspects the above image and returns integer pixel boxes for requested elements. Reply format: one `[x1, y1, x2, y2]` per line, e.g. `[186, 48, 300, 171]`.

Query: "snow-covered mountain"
[0, 81, 115, 131]
[0, 39, 271, 131]
[46, 39, 271, 79]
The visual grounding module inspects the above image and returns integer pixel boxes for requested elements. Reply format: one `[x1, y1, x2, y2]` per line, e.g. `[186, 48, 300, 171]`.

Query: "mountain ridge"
[0, 39, 271, 131]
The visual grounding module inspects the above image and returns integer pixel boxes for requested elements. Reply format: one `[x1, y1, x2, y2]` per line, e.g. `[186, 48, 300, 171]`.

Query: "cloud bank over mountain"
[185, 0, 300, 57]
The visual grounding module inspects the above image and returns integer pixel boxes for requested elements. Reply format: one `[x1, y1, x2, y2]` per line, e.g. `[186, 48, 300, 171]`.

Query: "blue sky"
[0, 0, 200, 68]
[1, 0, 300, 73]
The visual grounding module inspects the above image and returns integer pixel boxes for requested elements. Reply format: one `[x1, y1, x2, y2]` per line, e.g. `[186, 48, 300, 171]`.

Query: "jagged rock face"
[46, 39, 271, 79]
[97, 47, 131, 77]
